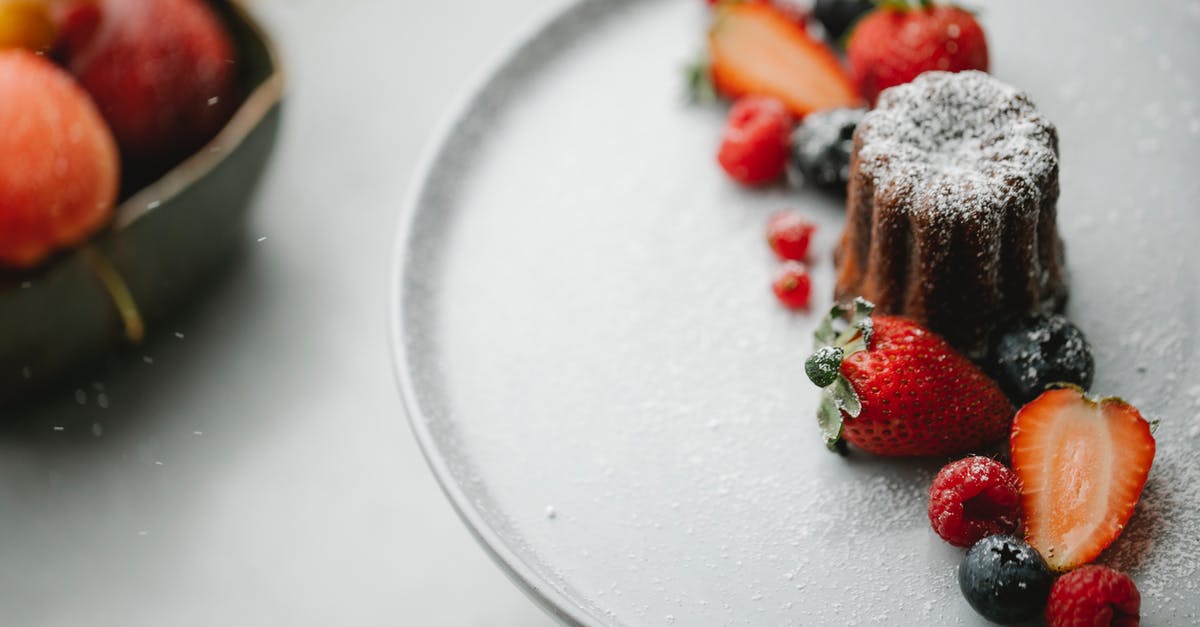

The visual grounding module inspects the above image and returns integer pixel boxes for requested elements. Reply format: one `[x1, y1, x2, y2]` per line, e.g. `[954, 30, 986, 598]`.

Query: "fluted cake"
[834, 71, 1067, 357]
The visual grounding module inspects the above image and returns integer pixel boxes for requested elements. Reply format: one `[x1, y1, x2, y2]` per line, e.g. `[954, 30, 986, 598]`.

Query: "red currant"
[717, 95, 793, 186]
[766, 210, 816, 260]
[772, 260, 812, 309]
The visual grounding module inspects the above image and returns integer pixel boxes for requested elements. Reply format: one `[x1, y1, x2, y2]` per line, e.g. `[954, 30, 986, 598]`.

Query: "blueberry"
[958, 534, 1053, 624]
[990, 314, 1095, 405]
[789, 107, 865, 192]
[812, 0, 874, 43]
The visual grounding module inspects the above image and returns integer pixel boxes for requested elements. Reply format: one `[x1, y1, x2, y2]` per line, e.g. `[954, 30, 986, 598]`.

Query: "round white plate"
[391, 0, 1200, 623]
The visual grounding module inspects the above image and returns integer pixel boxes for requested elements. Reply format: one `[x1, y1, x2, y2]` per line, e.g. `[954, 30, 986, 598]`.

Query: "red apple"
[0, 48, 119, 268]
[56, 0, 237, 182]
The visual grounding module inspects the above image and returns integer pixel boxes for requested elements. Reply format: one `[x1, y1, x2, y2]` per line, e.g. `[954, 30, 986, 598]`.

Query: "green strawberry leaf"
[834, 299, 873, 347]
[851, 296, 875, 322]
[817, 393, 845, 452]
[829, 374, 862, 418]
[855, 316, 873, 347]
[810, 299, 873, 454]
[838, 320, 871, 356]
[813, 303, 845, 348]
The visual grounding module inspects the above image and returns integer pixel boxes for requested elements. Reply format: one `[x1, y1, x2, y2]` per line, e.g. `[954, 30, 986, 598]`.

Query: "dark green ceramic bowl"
[0, 0, 284, 405]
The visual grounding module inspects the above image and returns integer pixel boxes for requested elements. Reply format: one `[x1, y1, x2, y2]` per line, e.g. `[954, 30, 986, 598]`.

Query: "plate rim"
[387, 0, 607, 624]
[384, 1, 1200, 623]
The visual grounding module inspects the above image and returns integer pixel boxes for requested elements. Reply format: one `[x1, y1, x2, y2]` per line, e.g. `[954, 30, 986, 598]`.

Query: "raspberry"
[771, 260, 812, 309]
[928, 456, 1022, 547]
[717, 95, 793, 185]
[1045, 565, 1140, 627]
[766, 210, 816, 261]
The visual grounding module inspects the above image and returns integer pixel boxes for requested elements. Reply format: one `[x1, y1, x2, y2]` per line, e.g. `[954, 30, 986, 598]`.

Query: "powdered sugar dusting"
[840, 71, 1065, 356]
[399, 0, 1200, 623]
[857, 71, 1058, 223]
[1100, 437, 1200, 620]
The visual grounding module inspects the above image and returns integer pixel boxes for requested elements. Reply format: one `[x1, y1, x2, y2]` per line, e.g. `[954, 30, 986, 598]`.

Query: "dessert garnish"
[1010, 386, 1156, 573]
[765, 210, 816, 261]
[958, 534, 1054, 624]
[707, 1, 862, 117]
[788, 107, 864, 191]
[812, 0, 874, 43]
[804, 298, 1013, 455]
[1045, 565, 1142, 626]
[687, 2, 1161, 622]
[988, 314, 1096, 405]
[846, 0, 988, 104]
[771, 260, 813, 310]
[928, 456, 1023, 548]
[717, 95, 793, 185]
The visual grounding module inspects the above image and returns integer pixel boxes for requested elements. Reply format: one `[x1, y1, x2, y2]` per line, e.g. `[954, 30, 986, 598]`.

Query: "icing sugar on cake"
[835, 70, 1067, 357]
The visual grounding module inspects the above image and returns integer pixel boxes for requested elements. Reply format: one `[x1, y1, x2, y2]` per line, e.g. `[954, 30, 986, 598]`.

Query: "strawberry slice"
[1010, 387, 1156, 572]
[708, 2, 862, 118]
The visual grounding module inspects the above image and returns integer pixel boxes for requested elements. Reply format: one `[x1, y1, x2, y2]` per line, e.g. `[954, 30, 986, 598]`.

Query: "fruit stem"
[82, 245, 145, 344]
[683, 53, 716, 104]
[876, 0, 933, 9]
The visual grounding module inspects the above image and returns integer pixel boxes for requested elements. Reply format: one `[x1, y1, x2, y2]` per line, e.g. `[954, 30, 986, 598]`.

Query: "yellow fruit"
[0, 1, 55, 52]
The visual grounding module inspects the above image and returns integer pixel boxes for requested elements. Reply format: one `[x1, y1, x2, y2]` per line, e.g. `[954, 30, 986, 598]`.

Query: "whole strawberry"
[805, 299, 1013, 456]
[846, 0, 988, 104]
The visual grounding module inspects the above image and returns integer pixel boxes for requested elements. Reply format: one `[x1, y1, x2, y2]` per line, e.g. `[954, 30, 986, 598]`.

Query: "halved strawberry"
[1010, 387, 1156, 572]
[708, 1, 862, 118]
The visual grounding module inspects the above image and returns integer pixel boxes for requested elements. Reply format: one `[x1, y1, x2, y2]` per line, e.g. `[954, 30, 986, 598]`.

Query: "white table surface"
[0, 0, 564, 624]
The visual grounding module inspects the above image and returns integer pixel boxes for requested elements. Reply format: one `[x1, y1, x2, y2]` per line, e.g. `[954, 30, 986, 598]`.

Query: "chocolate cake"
[834, 71, 1067, 358]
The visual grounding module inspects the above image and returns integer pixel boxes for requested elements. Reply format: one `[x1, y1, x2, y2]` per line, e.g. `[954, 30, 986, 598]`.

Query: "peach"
[0, 48, 119, 268]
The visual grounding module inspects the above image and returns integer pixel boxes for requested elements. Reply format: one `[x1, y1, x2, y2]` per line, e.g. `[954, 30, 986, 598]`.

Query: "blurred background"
[0, 0, 563, 623]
